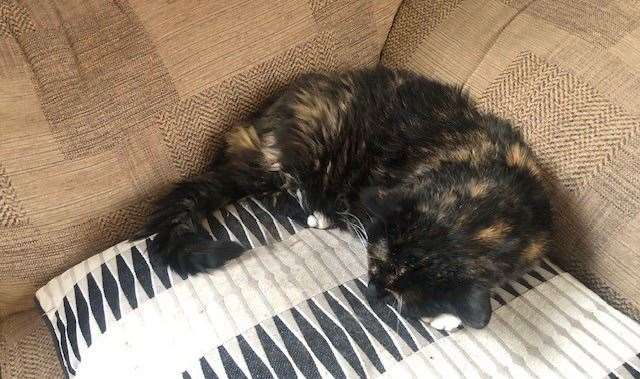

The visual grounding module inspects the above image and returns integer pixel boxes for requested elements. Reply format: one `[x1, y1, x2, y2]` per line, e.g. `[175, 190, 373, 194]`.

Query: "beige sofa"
[1, 0, 639, 377]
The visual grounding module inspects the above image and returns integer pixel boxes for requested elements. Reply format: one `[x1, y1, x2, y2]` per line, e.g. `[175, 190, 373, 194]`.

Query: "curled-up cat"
[134, 67, 552, 330]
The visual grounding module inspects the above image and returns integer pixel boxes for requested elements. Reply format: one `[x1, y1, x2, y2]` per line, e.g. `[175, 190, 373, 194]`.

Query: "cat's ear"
[449, 283, 491, 329]
[360, 186, 403, 218]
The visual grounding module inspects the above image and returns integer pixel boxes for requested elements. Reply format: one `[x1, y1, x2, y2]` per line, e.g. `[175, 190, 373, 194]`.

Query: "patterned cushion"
[381, 0, 640, 322]
[36, 194, 640, 378]
[0, 0, 402, 318]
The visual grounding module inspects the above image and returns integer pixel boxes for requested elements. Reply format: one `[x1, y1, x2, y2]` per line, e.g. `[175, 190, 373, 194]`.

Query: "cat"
[135, 66, 552, 330]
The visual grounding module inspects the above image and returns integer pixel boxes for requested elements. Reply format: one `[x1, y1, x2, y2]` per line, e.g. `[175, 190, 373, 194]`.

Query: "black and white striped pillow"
[36, 192, 640, 378]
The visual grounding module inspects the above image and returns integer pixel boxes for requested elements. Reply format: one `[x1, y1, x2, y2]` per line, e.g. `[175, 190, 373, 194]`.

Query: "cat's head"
[360, 178, 550, 329]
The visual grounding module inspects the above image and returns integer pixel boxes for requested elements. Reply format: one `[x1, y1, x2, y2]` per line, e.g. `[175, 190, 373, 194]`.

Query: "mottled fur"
[136, 67, 552, 329]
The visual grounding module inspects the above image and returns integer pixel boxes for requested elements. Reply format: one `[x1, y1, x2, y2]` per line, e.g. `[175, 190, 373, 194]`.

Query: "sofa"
[1, 0, 639, 377]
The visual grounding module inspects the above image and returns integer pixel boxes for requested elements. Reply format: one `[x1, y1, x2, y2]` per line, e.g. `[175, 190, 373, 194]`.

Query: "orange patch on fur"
[506, 143, 540, 177]
[468, 179, 489, 198]
[445, 137, 492, 165]
[261, 131, 281, 170]
[292, 89, 337, 127]
[442, 191, 457, 206]
[522, 238, 547, 262]
[455, 213, 468, 227]
[474, 221, 510, 244]
[449, 148, 472, 162]
[227, 125, 260, 151]
[227, 125, 282, 170]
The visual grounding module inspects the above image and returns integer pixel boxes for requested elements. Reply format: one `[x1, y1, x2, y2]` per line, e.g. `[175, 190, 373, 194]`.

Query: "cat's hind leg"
[134, 124, 282, 275]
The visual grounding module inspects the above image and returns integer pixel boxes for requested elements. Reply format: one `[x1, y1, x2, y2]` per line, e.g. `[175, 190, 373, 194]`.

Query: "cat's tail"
[133, 124, 281, 275]
[146, 229, 246, 275]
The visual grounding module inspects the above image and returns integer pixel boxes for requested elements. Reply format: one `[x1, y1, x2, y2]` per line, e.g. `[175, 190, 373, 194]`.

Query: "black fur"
[135, 67, 552, 328]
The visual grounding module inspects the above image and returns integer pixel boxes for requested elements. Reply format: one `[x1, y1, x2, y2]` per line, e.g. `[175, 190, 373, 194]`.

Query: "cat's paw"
[429, 313, 462, 331]
[307, 211, 332, 229]
[306, 214, 318, 227]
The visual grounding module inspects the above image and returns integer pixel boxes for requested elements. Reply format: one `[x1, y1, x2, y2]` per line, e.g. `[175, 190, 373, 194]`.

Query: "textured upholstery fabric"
[0, 0, 401, 319]
[0, 310, 64, 378]
[381, 0, 640, 321]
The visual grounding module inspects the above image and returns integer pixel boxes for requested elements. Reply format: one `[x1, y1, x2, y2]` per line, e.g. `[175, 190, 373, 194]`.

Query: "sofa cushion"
[0, 0, 402, 318]
[36, 192, 640, 378]
[0, 309, 64, 379]
[381, 0, 640, 321]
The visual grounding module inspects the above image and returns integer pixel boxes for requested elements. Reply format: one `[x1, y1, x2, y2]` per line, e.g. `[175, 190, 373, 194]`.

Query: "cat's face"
[365, 232, 492, 329]
[360, 185, 520, 329]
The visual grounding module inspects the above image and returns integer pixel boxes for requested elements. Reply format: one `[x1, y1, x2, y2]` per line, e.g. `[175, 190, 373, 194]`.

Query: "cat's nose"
[366, 280, 389, 300]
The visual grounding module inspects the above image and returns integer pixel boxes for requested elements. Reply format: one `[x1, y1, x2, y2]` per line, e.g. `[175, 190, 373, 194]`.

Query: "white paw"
[307, 211, 331, 229]
[429, 313, 462, 332]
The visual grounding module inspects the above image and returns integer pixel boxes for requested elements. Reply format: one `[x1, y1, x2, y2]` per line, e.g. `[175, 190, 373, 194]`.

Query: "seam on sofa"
[460, 0, 537, 90]
[34, 299, 69, 379]
[376, 0, 405, 63]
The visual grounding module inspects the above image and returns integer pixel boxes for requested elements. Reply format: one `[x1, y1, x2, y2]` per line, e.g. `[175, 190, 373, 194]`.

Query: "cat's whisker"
[340, 212, 368, 248]
[396, 294, 403, 334]
[342, 215, 356, 235]
[355, 232, 367, 248]
[352, 213, 369, 241]
[339, 210, 368, 242]
[350, 225, 367, 248]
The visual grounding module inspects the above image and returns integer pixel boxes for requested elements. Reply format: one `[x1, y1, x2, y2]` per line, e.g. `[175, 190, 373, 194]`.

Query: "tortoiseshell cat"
[136, 67, 552, 330]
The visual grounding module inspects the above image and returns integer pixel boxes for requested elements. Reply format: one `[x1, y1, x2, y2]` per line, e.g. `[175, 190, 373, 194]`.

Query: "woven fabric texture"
[0, 310, 64, 378]
[381, 0, 640, 322]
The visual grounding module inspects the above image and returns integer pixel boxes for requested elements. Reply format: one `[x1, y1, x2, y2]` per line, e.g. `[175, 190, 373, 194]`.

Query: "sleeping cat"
[135, 67, 552, 331]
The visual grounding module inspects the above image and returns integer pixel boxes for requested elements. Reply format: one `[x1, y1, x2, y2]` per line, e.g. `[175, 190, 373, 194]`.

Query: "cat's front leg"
[294, 188, 336, 230]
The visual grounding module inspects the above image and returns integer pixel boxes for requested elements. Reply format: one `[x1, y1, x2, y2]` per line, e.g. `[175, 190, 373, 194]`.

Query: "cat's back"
[270, 67, 475, 157]
[267, 67, 508, 188]
[266, 67, 412, 176]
